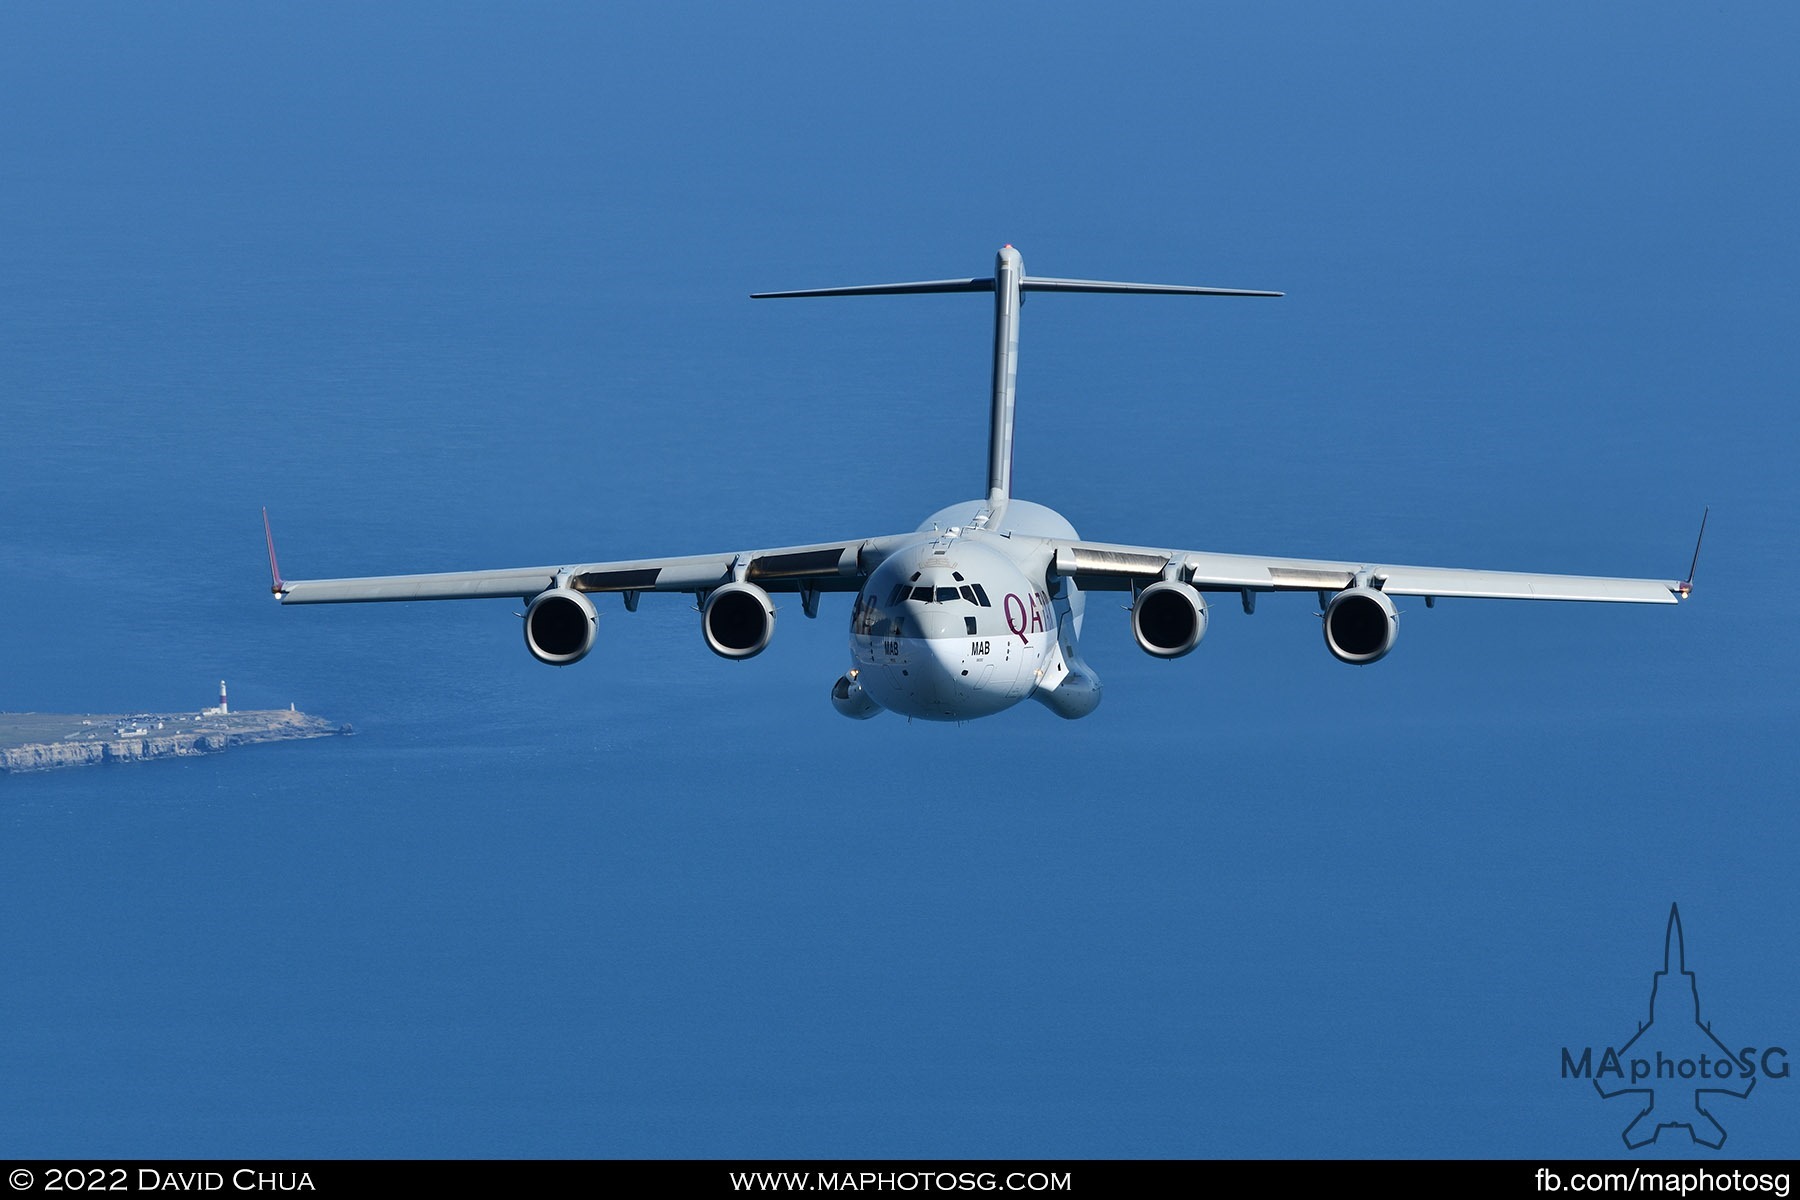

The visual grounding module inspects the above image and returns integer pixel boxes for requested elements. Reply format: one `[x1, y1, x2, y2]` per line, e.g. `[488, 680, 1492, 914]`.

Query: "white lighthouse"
[204, 680, 229, 716]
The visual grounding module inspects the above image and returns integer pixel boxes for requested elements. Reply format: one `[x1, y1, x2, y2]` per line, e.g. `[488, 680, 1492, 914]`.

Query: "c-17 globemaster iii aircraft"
[266, 245, 1701, 722]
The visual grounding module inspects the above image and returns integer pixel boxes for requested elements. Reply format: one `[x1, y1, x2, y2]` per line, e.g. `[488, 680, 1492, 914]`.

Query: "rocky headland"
[1, 708, 350, 774]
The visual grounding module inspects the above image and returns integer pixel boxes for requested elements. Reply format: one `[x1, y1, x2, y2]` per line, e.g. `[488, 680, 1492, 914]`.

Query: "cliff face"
[1, 712, 346, 774]
[2, 734, 222, 772]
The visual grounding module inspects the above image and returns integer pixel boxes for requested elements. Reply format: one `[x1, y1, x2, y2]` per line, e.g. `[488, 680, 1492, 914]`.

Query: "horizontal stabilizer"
[1023, 276, 1282, 297]
[754, 276, 1282, 299]
[752, 278, 994, 299]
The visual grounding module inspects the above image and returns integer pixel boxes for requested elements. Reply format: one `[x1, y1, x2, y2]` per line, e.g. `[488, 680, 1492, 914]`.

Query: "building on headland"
[2, 689, 349, 774]
[203, 680, 228, 716]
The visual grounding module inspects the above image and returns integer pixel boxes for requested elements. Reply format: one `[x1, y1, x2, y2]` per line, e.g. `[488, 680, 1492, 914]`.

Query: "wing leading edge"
[1049, 540, 1686, 604]
[271, 532, 922, 605]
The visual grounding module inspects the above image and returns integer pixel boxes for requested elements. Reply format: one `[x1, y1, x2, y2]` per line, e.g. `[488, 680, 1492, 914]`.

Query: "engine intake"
[1131, 580, 1208, 659]
[1322, 586, 1398, 665]
[703, 581, 776, 659]
[524, 588, 598, 666]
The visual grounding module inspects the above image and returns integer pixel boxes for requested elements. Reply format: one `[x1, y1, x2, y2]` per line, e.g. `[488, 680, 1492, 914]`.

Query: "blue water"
[3, 4, 1796, 1159]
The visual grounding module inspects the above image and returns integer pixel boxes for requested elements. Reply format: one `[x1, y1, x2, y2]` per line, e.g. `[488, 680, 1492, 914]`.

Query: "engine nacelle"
[1322, 586, 1398, 665]
[703, 581, 776, 659]
[1131, 580, 1208, 659]
[524, 588, 598, 666]
[830, 672, 882, 720]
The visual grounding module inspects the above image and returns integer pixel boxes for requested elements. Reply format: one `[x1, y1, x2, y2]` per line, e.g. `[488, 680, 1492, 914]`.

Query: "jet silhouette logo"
[1561, 905, 1789, 1149]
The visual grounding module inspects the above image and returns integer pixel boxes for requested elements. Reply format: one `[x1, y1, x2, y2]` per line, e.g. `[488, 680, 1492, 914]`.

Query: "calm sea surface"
[3, 7, 1795, 1158]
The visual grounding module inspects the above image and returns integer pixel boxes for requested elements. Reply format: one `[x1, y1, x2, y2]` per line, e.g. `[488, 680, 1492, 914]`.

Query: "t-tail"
[753, 246, 1280, 524]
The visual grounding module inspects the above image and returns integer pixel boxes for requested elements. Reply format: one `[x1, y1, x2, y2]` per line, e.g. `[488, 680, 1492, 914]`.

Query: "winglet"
[1676, 506, 1708, 600]
[263, 507, 286, 596]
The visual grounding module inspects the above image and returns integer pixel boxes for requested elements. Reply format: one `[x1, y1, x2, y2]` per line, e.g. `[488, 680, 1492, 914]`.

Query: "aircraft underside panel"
[851, 633, 1037, 721]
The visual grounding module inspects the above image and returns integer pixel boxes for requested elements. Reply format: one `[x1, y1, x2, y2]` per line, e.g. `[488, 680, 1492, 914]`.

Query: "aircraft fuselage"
[836, 500, 1100, 722]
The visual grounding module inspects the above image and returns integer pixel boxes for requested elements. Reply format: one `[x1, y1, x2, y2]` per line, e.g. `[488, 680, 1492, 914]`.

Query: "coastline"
[0, 709, 352, 774]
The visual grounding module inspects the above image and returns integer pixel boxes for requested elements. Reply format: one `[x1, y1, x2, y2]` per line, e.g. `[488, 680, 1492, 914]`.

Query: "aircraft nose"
[923, 635, 968, 679]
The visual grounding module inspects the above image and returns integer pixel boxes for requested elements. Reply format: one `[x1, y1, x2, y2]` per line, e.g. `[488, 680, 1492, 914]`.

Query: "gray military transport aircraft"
[265, 245, 1700, 721]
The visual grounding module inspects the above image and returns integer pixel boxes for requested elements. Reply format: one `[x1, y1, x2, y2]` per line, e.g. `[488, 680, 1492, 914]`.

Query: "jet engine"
[523, 588, 598, 666]
[702, 581, 776, 659]
[1322, 586, 1398, 665]
[1131, 580, 1208, 659]
[830, 672, 882, 719]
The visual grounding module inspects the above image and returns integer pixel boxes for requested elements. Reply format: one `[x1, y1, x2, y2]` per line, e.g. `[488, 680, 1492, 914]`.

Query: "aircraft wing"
[271, 531, 923, 604]
[1047, 540, 1689, 604]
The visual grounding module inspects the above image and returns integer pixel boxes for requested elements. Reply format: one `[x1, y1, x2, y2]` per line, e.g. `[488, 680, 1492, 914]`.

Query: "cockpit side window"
[971, 583, 992, 607]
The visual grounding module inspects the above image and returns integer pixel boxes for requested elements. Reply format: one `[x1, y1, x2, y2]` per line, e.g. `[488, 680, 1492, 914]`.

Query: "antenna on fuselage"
[753, 246, 1280, 523]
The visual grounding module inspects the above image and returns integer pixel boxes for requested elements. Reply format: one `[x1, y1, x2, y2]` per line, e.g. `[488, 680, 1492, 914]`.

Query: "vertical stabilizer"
[988, 246, 1024, 510]
[752, 248, 1279, 521]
